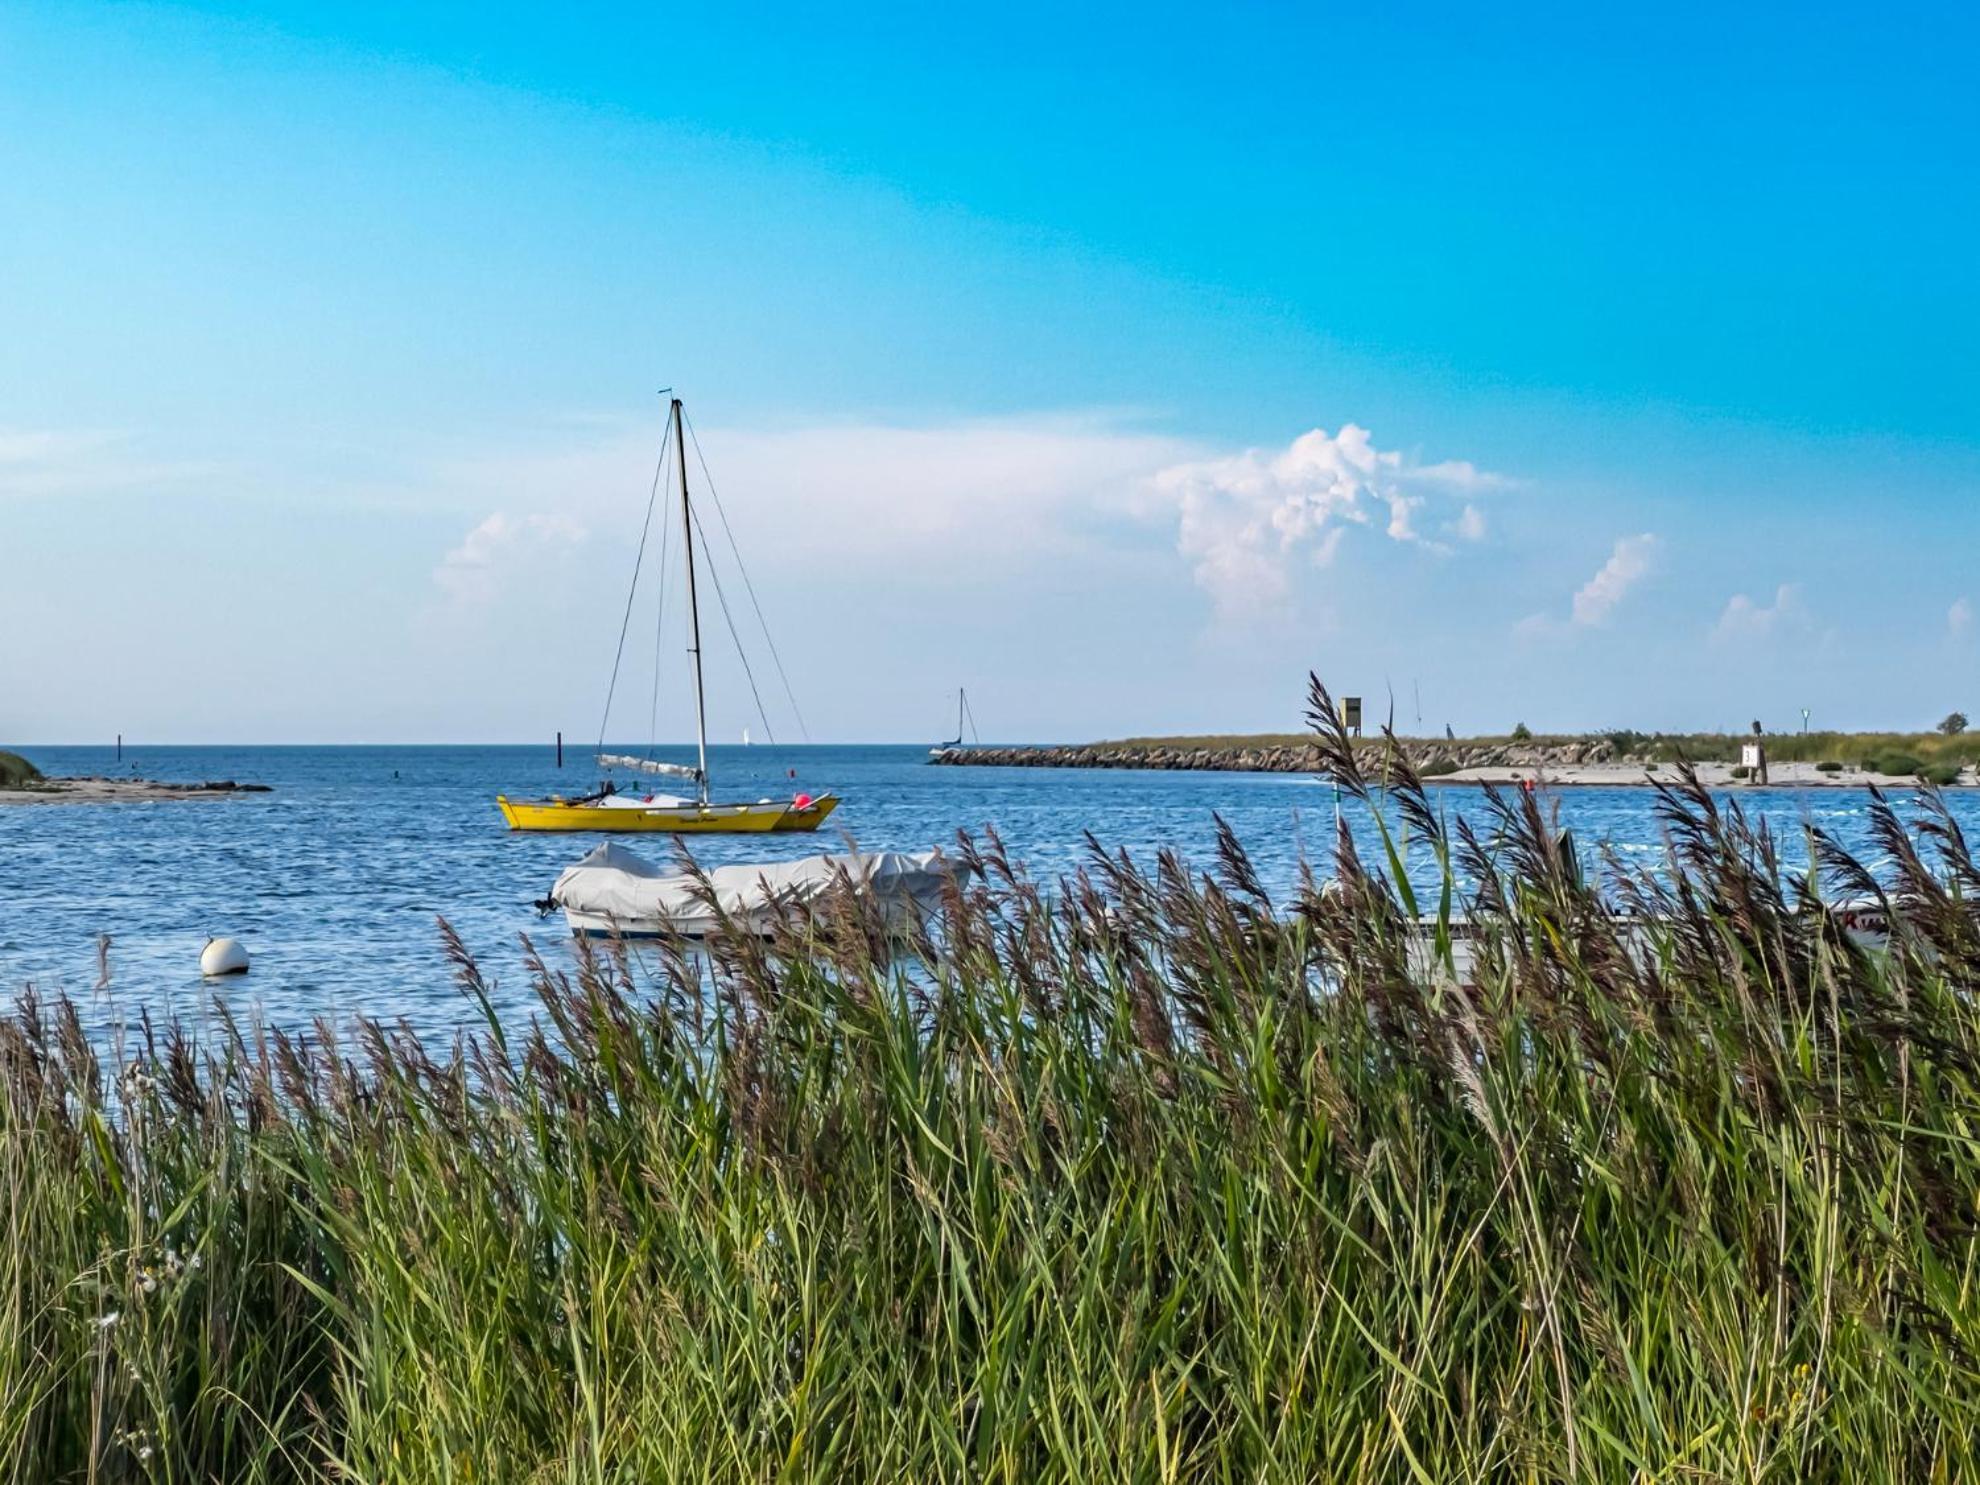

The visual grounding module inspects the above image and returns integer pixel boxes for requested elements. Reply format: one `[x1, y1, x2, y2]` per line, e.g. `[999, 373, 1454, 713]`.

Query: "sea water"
[1, 744, 1969, 1042]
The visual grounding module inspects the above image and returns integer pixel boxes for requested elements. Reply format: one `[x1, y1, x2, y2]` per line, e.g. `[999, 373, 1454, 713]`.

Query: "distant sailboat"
[742, 727, 751, 746]
[497, 396, 838, 834]
[930, 688, 980, 757]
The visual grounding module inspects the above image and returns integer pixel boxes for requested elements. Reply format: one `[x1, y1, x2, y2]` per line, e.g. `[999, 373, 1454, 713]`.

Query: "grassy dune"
[0, 751, 41, 788]
[5, 690, 1980, 1479]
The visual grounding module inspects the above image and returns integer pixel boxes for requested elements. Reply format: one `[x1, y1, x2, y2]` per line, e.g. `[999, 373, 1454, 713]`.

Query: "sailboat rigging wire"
[597, 425, 675, 754]
[689, 506, 778, 747]
[681, 410, 811, 741]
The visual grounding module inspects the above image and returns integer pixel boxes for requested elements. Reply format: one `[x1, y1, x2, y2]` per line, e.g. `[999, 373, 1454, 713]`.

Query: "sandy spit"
[0, 777, 272, 806]
[1425, 760, 1962, 790]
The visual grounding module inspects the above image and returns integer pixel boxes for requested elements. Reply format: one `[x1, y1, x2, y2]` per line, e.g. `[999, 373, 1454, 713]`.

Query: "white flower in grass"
[96, 1310, 121, 1331]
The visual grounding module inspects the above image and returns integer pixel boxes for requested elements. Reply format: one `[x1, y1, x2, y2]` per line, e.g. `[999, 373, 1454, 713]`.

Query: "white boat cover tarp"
[552, 843, 970, 937]
[596, 754, 701, 780]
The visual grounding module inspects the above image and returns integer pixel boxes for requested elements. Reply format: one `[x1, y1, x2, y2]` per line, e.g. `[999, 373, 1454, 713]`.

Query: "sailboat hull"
[497, 794, 839, 834]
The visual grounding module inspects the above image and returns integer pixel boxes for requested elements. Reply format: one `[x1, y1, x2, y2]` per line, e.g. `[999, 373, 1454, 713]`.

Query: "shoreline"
[0, 776, 273, 806]
[932, 745, 1969, 791]
[1421, 760, 1951, 789]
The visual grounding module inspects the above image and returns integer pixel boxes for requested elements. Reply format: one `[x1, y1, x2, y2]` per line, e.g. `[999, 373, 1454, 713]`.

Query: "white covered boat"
[548, 843, 971, 940]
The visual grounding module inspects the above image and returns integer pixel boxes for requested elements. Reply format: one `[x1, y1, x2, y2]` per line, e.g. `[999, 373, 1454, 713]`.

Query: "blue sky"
[3, 1, 1976, 742]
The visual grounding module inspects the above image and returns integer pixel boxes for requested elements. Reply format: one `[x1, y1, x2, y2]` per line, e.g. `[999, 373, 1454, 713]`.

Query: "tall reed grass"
[5, 677, 1978, 1481]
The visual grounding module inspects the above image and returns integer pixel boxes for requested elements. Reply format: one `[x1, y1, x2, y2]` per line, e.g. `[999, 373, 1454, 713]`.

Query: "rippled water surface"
[4, 744, 1973, 1040]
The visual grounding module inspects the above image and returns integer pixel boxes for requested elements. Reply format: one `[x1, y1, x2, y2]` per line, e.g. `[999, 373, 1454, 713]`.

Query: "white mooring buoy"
[200, 937, 250, 977]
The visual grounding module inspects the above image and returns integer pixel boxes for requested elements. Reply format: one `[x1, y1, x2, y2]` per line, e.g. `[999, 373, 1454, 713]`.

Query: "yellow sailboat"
[497, 396, 839, 834]
[496, 792, 837, 832]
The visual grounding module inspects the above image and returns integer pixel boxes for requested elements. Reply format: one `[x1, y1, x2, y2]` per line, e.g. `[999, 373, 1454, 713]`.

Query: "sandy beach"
[1424, 760, 1967, 789]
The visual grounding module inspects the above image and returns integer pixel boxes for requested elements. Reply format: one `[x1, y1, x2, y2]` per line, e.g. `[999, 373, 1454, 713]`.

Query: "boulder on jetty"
[931, 744, 1331, 773]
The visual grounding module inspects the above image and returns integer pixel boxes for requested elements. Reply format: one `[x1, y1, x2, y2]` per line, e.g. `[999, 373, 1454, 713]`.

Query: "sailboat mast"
[674, 397, 710, 804]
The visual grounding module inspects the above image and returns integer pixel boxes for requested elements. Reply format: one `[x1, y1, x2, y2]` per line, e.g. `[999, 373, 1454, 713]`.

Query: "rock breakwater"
[930, 739, 1639, 774]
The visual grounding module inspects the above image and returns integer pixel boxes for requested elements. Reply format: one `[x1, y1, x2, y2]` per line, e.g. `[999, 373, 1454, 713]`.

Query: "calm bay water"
[2, 744, 1969, 1041]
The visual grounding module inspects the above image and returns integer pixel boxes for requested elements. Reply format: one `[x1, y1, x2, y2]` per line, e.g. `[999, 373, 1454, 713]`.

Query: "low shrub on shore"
[6, 678, 1980, 1481]
[0, 750, 40, 788]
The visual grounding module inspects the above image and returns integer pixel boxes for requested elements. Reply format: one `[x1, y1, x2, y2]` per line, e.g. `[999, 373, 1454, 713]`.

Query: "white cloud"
[1151, 424, 1505, 621]
[1950, 597, 1973, 639]
[433, 512, 586, 607]
[1515, 532, 1660, 637]
[0, 429, 112, 468]
[1713, 582, 1806, 644]
[430, 412, 1200, 573]
[707, 414, 1197, 561]
[418, 413, 1505, 635]
[0, 427, 211, 500]
[1571, 533, 1659, 627]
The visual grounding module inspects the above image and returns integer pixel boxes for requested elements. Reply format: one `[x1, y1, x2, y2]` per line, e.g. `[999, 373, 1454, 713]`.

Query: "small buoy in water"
[200, 937, 250, 977]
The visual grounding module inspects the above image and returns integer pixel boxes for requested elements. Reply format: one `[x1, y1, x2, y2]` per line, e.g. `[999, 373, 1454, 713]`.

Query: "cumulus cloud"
[433, 512, 586, 607]
[1518, 533, 1659, 636]
[1572, 533, 1660, 627]
[421, 413, 1504, 633]
[1951, 597, 1973, 639]
[1151, 424, 1505, 621]
[1713, 583, 1807, 643]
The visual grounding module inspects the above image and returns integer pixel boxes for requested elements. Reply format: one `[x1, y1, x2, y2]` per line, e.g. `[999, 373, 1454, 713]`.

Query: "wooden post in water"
[556, 731, 563, 768]
[116, 734, 122, 762]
